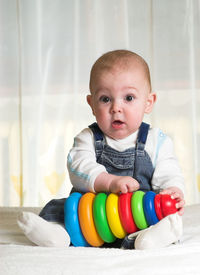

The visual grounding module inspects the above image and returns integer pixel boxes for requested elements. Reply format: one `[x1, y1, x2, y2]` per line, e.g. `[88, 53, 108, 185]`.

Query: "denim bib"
[89, 122, 154, 192]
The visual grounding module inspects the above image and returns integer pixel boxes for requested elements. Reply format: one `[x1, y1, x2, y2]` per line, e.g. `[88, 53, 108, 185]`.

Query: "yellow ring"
[78, 192, 104, 247]
[106, 193, 126, 239]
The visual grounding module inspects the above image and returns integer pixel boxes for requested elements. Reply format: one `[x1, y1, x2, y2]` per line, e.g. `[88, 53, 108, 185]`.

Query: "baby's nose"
[110, 100, 122, 113]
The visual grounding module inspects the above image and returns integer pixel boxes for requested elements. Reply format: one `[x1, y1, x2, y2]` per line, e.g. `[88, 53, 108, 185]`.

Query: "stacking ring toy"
[64, 192, 89, 247]
[143, 191, 159, 226]
[64, 191, 178, 247]
[131, 191, 148, 229]
[93, 193, 116, 243]
[118, 193, 138, 234]
[78, 192, 104, 247]
[106, 193, 126, 239]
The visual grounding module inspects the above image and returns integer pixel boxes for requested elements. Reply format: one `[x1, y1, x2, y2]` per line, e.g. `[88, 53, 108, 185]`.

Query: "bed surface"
[1, 204, 200, 275]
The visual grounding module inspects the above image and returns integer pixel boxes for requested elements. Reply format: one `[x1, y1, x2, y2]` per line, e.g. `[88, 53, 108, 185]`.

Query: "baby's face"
[87, 65, 156, 139]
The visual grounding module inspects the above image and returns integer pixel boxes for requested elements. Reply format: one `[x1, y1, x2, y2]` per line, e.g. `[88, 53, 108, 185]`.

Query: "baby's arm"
[68, 128, 140, 194]
[160, 186, 185, 216]
[94, 172, 139, 194]
[151, 132, 185, 215]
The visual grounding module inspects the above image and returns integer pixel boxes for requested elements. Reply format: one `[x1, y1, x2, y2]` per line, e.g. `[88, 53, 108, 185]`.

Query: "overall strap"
[89, 122, 104, 141]
[88, 122, 104, 159]
[136, 122, 150, 153]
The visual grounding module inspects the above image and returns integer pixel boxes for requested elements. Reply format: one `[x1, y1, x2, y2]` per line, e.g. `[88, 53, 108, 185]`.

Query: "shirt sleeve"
[151, 132, 185, 194]
[67, 128, 107, 192]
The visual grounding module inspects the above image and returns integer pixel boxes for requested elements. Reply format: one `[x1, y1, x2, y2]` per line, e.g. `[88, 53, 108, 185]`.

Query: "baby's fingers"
[171, 192, 184, 200]
[127, 183, 139, 193]
[177, 206, 184, 216]
[175, 199, 185, 216]
[120, 184, 129, 194]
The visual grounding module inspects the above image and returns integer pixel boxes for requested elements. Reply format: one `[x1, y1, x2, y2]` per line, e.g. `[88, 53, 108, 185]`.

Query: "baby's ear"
[145, 92, 156, 114]
[86, 94, 92, 106]
[86, 94, 95, 116]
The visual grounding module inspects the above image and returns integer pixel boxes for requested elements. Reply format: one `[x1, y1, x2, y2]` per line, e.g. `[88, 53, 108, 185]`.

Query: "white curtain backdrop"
[0, 0, 199, 206]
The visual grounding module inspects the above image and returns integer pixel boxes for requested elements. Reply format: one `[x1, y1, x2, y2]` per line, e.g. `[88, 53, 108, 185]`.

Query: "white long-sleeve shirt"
[67, 126, 184, 194]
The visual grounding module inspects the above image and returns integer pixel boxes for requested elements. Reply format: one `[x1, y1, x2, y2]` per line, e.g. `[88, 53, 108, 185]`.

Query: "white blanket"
[0, 205, 200, 275]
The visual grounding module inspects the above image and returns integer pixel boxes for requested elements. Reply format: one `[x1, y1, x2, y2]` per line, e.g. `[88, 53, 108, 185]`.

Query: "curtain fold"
[0, 0, 199, 206]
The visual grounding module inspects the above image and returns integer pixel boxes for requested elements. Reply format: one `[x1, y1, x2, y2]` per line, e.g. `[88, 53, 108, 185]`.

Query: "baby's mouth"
[112, 120, 124, 129]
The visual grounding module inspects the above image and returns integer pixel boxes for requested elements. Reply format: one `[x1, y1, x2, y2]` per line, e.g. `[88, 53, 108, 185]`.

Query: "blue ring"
[64, 192, 90, 247]
[143, 191, 159, 226]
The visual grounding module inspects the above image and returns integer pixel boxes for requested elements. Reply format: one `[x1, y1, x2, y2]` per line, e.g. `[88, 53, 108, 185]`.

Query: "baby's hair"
[89, 49, 152, 92]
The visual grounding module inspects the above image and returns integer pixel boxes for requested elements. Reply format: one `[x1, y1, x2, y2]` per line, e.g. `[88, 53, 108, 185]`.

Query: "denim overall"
[89, 122, 154, 192]
[39, 122, 154, 247]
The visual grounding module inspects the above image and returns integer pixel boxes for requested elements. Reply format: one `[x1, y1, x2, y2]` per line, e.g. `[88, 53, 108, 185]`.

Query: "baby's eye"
[99, 96, 110, 103]
[125, 95, 134, 102]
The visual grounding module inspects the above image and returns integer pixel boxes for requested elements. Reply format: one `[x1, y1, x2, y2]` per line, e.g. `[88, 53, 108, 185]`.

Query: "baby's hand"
[109, 176, 139, 194]
[160, 187, 185, 216]
[94, 172, 139, 194]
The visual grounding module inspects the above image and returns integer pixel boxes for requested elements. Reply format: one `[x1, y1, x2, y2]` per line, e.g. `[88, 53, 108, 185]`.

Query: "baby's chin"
[98, 123, 136, 140]
[105, 130, 132, 140]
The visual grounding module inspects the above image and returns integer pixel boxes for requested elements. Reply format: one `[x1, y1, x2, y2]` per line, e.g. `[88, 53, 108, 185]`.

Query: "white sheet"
[0, 205, 200, 275]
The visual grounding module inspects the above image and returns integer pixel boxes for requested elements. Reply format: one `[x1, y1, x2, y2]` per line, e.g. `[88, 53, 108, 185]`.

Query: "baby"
[18, 50, 185, 249]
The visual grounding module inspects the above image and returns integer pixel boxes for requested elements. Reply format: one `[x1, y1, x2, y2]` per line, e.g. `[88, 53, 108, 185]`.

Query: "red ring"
[118, 193, 138, 234]
[161, 194, 177, 217]
[154, 194, 163, 220]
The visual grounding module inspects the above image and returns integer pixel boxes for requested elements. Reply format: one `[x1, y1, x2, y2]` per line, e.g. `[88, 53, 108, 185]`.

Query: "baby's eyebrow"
[123, 87, 140, 96]
[94, 88, 110, 95]
[123, 86, 137, 91]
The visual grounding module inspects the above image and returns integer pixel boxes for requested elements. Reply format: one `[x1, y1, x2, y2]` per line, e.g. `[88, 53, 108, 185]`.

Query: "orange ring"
[78, 192, 104, 247]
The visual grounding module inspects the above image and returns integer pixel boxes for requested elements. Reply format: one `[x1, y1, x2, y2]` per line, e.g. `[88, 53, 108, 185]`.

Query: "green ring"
[131, 191, 148, 229]
[93, 193, 116, 243]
